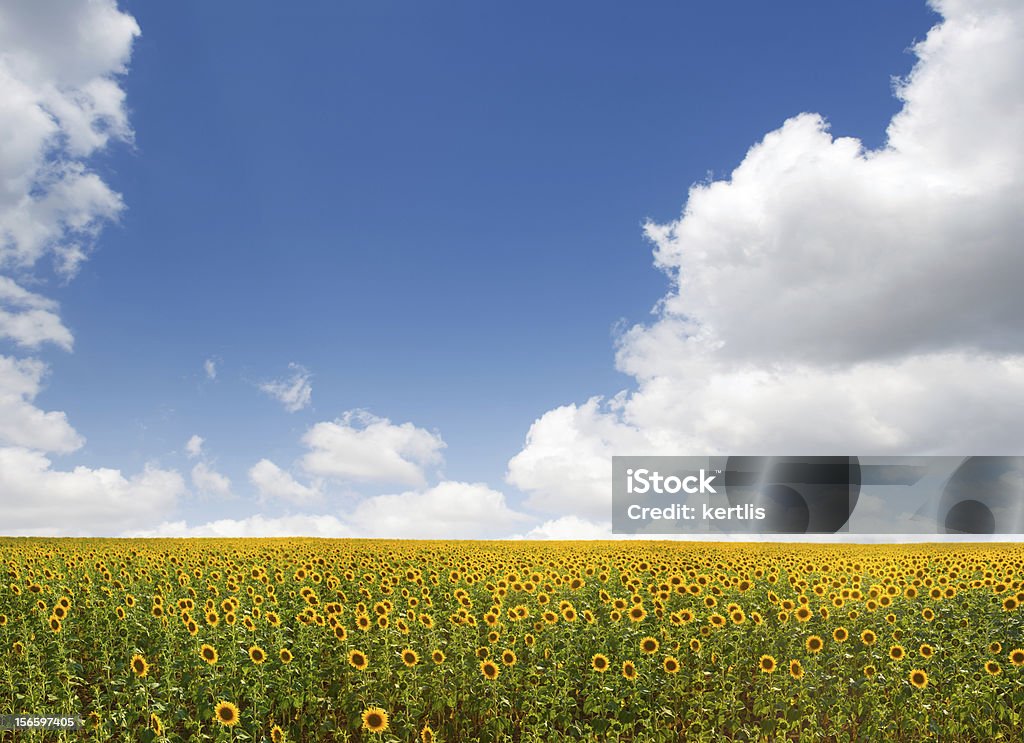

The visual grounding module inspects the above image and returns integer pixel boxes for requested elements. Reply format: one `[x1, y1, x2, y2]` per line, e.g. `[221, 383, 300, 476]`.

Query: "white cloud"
[515, 515, 618, 540]
[249, 458, 322, 505]
[134, 513, 354, 539]
[259, 363, 312, 412]
[0, 277, 73, 349]
[190, 462, 232, 498]
[509, 0, 1024, 533]
[185, 434, 204, 458]
[141, 480, 529, 540]
[0, 355, 82, 452]
[204, 359, 217, 380]
[507, 396, 659, 520]
[346, 481, 529, 539]
[0, 446, 184, 536]
[301, 410, 446, 487]
[0, 0, 137, 276]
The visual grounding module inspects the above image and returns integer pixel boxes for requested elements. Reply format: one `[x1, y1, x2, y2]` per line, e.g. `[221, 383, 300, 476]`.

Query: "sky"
[0, 0, 1021, 539]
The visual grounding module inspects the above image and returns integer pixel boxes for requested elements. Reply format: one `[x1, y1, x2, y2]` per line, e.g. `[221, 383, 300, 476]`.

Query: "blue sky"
[2, 0, 1021, 538]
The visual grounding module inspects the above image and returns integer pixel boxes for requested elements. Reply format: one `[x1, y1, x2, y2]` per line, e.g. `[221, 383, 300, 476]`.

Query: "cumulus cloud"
[0, 355, 83, 452]
[509, 0, 1024, 530]
[515, 515, 618, 541]
[0, 0, 137, 277]
[259, 363, 312, 412]
[204, 359, 217, 380]
[249, 458, 322, 505]
[345, 481, 529, 539]
[185, 434, 204, 458]
[190, 462, 232, 498]
[137, 480, 529, 540]
[134, 513, 354, 539]
[0, 446, 184, 536]
[301, 410, 446, 487]
[0, 277, 73, 349]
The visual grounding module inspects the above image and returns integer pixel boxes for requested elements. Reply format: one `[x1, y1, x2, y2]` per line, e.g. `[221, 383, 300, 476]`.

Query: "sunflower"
[622, 660, 638, 680]
[49, 616, 61, 633]
[860, 629, 877, 646]
[640, 636, 659, 654]
[401, 648, 419, 667]
[919, 643, 934, 658]
[908, 668, 928, 688]
[1009, 648, 1024, 666]
[480, 659, 500, 680]
[592, 653, 610, 672]
[214, 701, 240, 727]
[689, 638, 701, 653]
[501, 649, 517, 666]
[832, 627, 848, 643]
[863, 664, 877, 679]
[985, 660, 1001, 676]
[150, 713, 162, 734]
[806, 635, 824, 654]
[662, 656, 680, 674]
[921, 607, 935, 622]
[759, 655, 777, 673]
[794, 606, 811, 622]
[248, 645, 266, 665]
[348, 649, 369, 671]
[889, 645, 906, 661]
[270, 724, 286, 742]
[420, 723, 435, 743]
[199, 644, 218, 665]
[989, 641, 1003, 654]
[709, 613, 726, 628]
[789, 659, 804, 679]
[279, 648, 293, 664]
[361, 707, 389, 734]
[431, 649, 445, 665]
[130, 654, 149, 678]
[628, 605, 646, 622]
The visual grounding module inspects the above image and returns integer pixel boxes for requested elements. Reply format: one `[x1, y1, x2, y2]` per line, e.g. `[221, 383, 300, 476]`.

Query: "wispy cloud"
[259, 363, 312, 412]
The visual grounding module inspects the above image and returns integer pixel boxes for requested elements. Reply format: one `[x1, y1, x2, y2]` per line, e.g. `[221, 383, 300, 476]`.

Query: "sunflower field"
[1, 539, 1022, 742]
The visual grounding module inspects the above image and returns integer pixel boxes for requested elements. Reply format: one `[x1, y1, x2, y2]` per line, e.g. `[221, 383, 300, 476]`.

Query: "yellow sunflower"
[361, 707, 389, 734]
[348, 649, 369, 671]
[199, 644, 218, 665]
[640, 636, 659, 654]
[214, 701, 240, 727]
[130, 654, 149, 678]
[248, 645, 266, 665]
